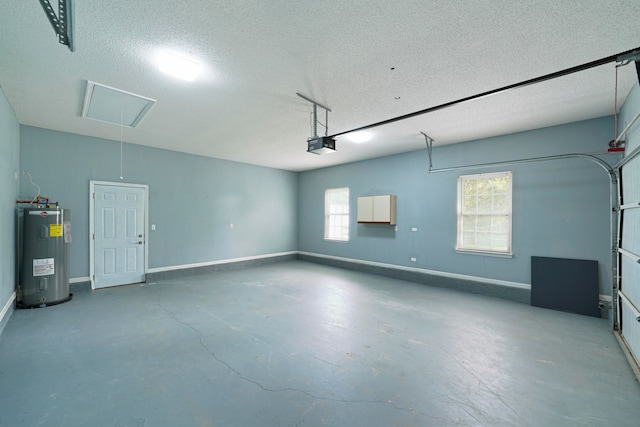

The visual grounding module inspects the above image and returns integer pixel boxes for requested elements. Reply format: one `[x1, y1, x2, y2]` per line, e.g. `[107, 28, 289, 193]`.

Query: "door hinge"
[93, 192, 95, 199]
[92, 233, 95, 240]
[92, 274, 95, 281]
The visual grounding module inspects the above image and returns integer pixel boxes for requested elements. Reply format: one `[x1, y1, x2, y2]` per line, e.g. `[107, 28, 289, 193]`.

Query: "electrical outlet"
[411, 227, 418, 232]
[410, 257, 417, 262]
[230, 223, 234, 229]
[151, 224, 156, 231]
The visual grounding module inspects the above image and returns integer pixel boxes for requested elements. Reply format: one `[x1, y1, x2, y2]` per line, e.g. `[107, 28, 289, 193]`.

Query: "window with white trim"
[324, 187, 349, 241]
[457, 171, 512, 254]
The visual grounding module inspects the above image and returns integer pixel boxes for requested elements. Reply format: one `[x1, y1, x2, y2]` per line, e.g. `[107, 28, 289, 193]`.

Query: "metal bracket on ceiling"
[616, 48, 640, 83]
[617, 49, 640, 64]
[296, 93, 331, 138]
[420, 132, 434, 171]
[38, 0, 75, 52]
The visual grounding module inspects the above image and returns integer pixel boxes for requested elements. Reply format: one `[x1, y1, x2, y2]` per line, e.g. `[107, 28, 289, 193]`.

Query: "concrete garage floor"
[1, 260, 639, 426]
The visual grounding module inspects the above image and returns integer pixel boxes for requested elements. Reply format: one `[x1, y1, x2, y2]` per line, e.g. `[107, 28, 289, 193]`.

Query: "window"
[457, 171, 512, 255]
[325, 187, 349, 241]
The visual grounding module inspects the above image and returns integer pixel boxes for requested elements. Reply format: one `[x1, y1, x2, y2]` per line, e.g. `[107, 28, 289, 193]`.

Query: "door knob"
[138, 241, 143, 245]
[138, 234, 143, 238]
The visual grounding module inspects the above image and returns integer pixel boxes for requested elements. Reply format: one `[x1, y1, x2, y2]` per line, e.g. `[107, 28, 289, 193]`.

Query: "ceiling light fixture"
[158, 52, 201, 82]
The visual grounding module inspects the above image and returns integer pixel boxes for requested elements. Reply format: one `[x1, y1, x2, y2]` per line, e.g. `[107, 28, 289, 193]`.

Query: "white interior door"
[92, 183, 146, 289]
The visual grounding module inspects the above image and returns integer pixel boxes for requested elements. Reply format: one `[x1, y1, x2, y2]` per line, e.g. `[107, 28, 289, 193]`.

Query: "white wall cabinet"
[357, 195, 396, 225]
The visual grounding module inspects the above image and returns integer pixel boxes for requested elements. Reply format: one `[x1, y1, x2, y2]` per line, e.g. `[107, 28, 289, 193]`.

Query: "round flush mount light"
[346, 131, 373, 143]
[158, 51, 201, 82]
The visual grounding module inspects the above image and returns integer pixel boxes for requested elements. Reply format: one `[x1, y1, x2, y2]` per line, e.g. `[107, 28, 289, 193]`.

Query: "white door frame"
[89, 180, 149, 290]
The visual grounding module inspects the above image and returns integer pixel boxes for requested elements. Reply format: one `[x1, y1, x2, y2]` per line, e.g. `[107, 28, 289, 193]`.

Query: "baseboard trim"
[71, 252, 298, 290]
[146, 252, 297, 281]
[0, 291, 16, 336]
[72, 251, 612, 320]
[147, 251, 297, 274]
[1, 291, 16, 320]
[297, 251, 531, 304]
[69, 278, 92, 293]
[298, 251, 530, 288]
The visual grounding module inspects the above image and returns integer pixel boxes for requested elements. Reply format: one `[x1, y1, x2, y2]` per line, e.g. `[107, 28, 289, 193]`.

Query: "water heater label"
[50, 224, 63, 237]
[33, 258, 55, 277]
[28, 210, 60, 216]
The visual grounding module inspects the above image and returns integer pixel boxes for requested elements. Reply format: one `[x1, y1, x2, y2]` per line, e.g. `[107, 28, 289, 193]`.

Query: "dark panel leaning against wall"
[19, 126, 298, 282]
[298, 117, 614, 308]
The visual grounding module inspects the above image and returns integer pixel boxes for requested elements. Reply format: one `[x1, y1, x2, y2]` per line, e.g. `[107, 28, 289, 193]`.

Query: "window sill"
[455, 248, 513, 258]
[324, 238, 349, 243]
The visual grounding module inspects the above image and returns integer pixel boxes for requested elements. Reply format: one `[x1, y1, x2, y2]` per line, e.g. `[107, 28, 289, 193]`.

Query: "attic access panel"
[81, 81, 156, 128]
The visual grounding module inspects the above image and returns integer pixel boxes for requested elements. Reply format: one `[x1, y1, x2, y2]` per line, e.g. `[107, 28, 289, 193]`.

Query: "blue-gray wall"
[20, 126, 298, 279]
[0, 87, 20, 332]
[298, 117, 615, 296]
[5, 98, 631, 310]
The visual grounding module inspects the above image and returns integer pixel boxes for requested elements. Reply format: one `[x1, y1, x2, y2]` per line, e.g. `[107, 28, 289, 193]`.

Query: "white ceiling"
[1, 1, 639, 172]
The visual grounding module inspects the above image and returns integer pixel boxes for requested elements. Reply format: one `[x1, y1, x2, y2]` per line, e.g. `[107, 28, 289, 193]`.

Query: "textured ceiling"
[1, 1, 639, 171]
